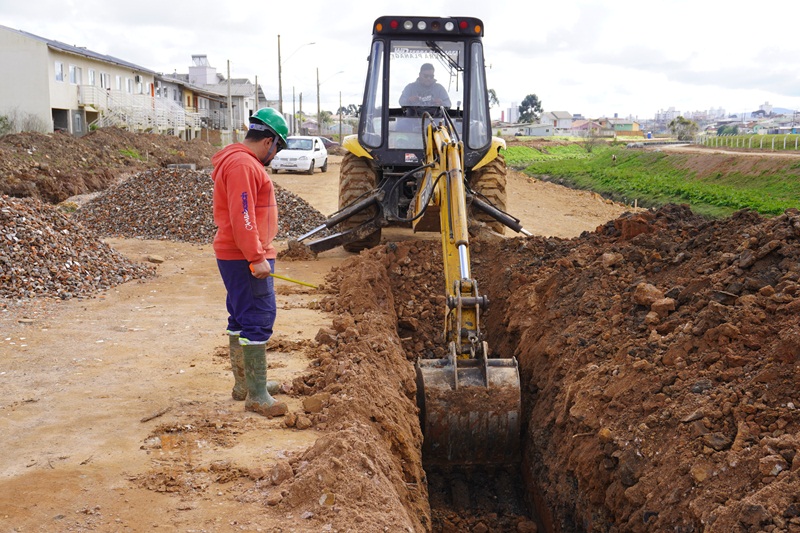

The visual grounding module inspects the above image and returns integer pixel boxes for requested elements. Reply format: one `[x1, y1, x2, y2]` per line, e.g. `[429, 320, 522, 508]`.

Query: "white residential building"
[0, 26, 264, 138]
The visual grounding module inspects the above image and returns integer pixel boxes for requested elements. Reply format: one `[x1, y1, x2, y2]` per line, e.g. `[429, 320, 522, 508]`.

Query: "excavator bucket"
[416, 345, 521, 467]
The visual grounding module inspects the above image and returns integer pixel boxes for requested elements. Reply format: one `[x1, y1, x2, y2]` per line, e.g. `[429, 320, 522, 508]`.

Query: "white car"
[270, 135, 328, 174]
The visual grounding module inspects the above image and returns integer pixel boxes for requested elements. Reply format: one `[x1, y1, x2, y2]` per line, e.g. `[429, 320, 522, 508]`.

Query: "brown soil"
[0, 128, 218, 203]
[2, 131, 798, 533]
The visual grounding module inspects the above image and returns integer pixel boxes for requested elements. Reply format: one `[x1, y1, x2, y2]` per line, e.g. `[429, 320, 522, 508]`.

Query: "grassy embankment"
[504, 143, 800, 218]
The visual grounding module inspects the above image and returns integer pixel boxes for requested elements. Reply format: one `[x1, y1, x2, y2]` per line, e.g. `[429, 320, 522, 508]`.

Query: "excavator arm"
[413, 112, 521, 467]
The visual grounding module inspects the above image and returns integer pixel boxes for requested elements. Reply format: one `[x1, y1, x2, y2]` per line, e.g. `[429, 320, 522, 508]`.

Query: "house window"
[126, 78, 134, 93]
[55, 61, 64, 82]
[116, 75, 122, 90]
[69, 65, 82, 85]
[100, 72, 111, 89]
[88, 69, 96, 86]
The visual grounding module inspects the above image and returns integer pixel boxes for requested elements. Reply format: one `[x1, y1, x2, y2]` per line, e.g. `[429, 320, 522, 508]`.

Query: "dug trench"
[297, 204, 800, 532]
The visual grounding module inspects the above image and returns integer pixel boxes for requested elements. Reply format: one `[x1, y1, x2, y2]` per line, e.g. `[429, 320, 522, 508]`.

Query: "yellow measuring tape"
[250, 264, 318, 289]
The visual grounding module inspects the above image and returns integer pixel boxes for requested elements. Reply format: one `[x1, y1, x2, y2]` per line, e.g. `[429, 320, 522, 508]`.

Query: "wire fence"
[699, 133, 800, 151]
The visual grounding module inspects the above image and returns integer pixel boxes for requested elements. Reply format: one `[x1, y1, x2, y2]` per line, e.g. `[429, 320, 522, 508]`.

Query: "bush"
[0, 107, 49, 134]
[0, 115, 11, 136]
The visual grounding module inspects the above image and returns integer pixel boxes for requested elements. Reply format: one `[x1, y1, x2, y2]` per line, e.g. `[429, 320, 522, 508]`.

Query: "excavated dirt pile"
[291, 204, 799, 532]
[0, 128, 218, 203]
[477, 205, 800, 532]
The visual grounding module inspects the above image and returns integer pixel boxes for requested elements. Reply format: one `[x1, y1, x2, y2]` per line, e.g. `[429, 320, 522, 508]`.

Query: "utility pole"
[227, 60, 233, 133]
[299, 93, 303, 134]
[339, 90, 342, 142]
[316, 67, 321, 136]
[277, 35, 283, 114]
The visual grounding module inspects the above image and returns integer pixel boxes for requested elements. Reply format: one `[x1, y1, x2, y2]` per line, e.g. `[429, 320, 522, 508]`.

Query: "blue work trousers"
[216, 259, 276, 344]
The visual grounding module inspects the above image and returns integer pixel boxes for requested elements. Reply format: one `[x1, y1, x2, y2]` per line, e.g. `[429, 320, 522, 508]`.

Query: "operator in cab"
[399, 63, 451, 108]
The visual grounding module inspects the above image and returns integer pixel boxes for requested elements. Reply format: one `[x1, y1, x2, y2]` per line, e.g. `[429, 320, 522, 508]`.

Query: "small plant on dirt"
[582, 131, 602, 153]
[120, 147, 143, 160]
[57, 201, 79, 213]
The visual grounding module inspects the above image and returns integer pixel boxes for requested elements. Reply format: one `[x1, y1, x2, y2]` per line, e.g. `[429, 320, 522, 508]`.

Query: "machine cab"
[358, 16, 492, 168]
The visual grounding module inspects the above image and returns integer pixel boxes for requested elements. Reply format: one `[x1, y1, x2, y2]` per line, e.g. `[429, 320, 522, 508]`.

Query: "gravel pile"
[0, 195, 155, 300]
[73, 168, 330, 243]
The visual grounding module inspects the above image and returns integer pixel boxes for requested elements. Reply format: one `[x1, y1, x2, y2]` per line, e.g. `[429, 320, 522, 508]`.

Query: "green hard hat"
[249, 107, 288, 149]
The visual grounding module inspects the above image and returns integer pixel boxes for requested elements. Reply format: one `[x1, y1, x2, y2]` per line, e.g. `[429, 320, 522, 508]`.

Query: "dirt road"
[0, 156, 634, 531]
[656, 143, 800, 158]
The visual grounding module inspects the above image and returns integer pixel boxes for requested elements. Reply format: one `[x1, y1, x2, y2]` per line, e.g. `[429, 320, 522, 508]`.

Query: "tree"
[717, 124, 739, 136]
[488, 89, 499, 109]
[336, 104, 360, 117]
[320, 110, 334, 127]
[518, 94, 543, 123]
[668, 116, 699, 141]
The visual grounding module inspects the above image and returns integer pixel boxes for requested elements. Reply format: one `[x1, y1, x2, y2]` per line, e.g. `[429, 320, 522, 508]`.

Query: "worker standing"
[211, 108, 289, 418]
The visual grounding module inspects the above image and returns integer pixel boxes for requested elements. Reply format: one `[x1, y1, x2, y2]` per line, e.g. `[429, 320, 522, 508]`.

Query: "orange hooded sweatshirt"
[211, 143, 278, 264]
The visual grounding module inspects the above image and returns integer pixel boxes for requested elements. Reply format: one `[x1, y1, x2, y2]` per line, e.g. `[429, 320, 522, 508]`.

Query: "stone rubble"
[0, 195, 154, 300]
[73, 168, 329, 243]
[1, 167, 330, 301]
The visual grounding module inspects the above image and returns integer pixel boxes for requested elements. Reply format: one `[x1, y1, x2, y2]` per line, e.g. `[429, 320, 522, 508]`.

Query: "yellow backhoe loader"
[297, 16, 528, 466]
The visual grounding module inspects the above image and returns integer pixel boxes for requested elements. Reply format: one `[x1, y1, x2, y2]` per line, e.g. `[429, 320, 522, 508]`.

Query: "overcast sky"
[4, 0, 800, 121]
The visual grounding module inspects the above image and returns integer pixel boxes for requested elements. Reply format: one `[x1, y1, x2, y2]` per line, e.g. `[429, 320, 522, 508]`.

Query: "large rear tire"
[469, 153, 508, 234]
[339, 152, 381, 252]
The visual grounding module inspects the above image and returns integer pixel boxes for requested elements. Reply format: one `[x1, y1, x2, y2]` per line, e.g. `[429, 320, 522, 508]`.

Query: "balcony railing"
[79, 86, 206, 133]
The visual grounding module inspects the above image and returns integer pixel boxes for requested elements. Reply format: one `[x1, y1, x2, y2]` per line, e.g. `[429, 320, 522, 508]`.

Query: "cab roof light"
[417, 21, 427, 30]
[459, 20, 469, 30]
[444, 21, 454, 31]
[404, 20, 413, 30]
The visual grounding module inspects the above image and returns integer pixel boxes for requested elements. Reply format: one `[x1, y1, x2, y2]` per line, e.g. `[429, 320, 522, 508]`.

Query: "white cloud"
[3, 0, 799, 119]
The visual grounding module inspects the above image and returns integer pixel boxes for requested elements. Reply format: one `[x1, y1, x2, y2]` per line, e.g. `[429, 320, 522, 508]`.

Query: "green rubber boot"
[230, 335, 280, 401]
[229, 334, 247, 401]
[242, 344, 288, 418]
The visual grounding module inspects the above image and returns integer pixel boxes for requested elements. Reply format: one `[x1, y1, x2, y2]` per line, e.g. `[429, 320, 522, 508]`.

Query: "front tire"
[339, 152, 381, 252]
[306, 161, 315, 175]
[469, 153, 508, 234]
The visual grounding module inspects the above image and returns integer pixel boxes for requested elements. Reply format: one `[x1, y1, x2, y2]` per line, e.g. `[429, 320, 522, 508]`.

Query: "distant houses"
[496, 111, 642, 138]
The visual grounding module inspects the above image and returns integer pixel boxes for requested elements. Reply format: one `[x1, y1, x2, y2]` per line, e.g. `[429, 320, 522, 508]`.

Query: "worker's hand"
[250, 260, 272, 279]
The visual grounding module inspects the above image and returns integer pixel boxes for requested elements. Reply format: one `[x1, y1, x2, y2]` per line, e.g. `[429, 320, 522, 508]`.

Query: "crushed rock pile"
[0, 195, 155, 300]
[73, 168, 330, 243]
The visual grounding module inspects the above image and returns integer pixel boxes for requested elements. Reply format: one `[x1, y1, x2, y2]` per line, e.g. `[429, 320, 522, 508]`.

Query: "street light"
[277, 35, 315, 114]
[316, 68, 344, 135]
